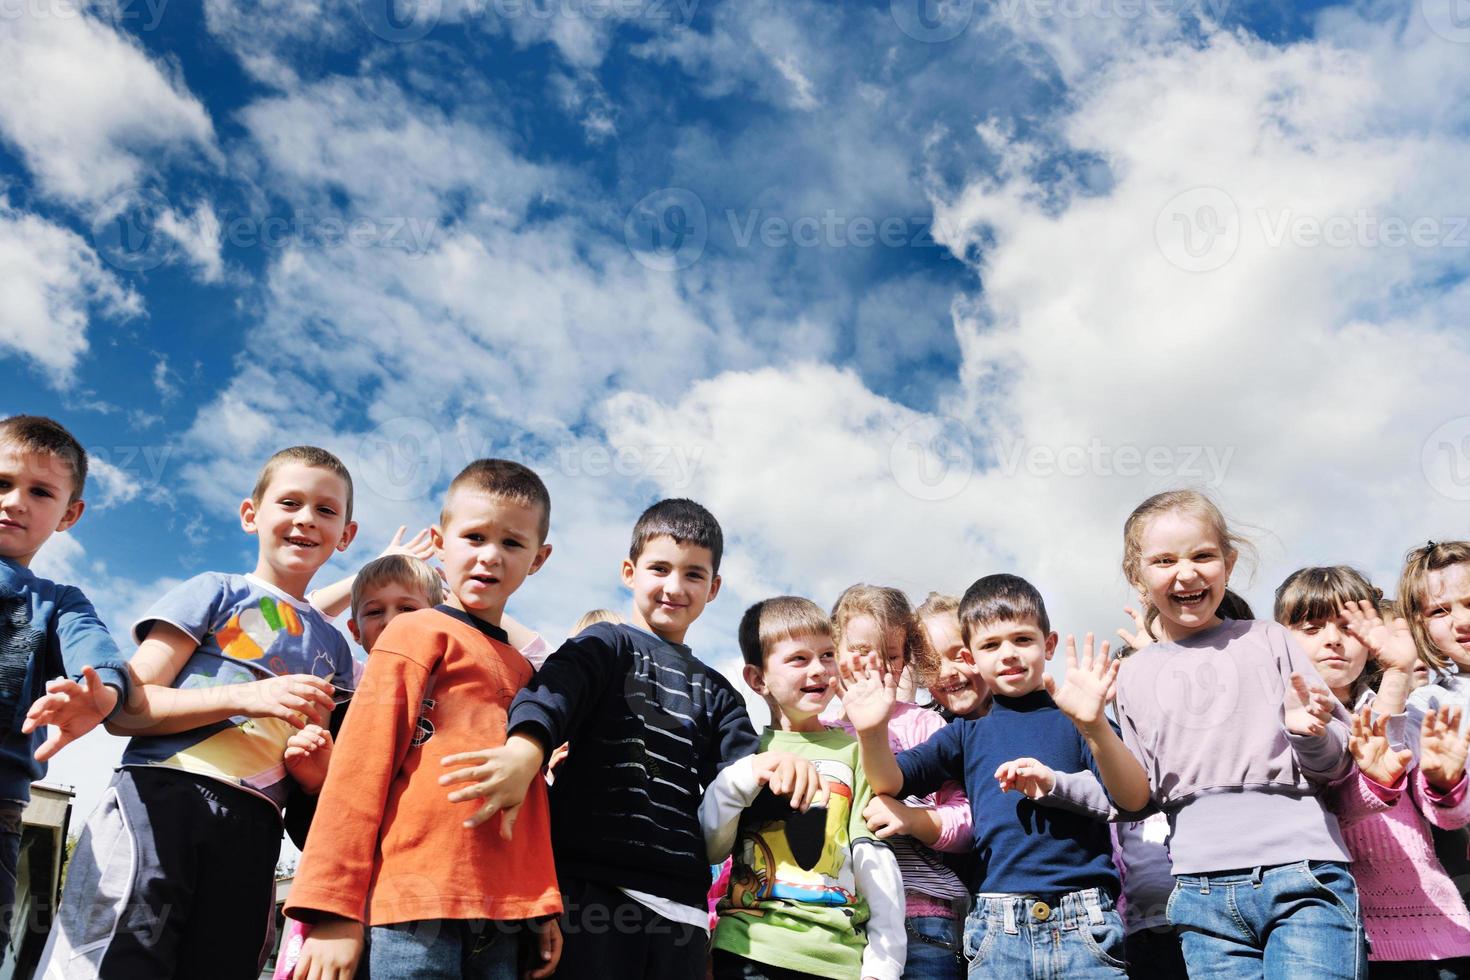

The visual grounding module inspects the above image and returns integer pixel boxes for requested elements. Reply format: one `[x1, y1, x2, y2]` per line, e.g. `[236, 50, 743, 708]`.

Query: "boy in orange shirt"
[285, 459, 562, 980]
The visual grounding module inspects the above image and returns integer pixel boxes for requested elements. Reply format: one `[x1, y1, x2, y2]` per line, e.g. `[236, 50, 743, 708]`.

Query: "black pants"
[552, 876, 707, 980]
[38, 767, 282, 979]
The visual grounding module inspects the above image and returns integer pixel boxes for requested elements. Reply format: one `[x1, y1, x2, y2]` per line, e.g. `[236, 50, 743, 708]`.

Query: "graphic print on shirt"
[724, 759, 858, 913]
[0, 590, 41, 729]
[412, 697, 438, 746]
[215, 595, 303, 662]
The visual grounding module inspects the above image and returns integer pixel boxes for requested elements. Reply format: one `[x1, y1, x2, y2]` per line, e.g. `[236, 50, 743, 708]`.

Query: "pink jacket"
[1330, 765, 1470, 961]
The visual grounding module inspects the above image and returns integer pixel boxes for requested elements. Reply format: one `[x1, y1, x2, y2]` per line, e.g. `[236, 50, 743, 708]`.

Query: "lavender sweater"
[1111, 619, 1353, 875]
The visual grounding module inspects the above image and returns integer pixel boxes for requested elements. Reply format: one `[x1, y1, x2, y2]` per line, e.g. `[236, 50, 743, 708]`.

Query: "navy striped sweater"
[507, 622, 760, 909]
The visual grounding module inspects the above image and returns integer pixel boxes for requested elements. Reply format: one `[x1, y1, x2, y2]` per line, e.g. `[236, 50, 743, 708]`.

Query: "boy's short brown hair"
[0, 415, 87, 501]
[958, 574, 1050, 645]
[738, 596, 833, 668]
[629, 498, 723, 574]
[442, 459, 550, 543]
[349, 554, 445, 622]
[252, 446, 355, 522]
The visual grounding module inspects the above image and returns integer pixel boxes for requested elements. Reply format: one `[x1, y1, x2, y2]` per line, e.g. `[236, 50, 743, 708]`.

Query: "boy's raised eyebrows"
[441, 459, 550, 542]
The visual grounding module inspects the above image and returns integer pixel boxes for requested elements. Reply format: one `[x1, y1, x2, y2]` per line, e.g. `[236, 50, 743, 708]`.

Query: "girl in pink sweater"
[830, 584, 972, 980]
[1275, 565, 1470, 977]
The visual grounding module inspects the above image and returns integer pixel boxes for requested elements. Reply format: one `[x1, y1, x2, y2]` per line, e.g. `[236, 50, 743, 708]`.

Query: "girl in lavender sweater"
[1112, 490, 1363, 978]
[1276, 566, 1470, 978]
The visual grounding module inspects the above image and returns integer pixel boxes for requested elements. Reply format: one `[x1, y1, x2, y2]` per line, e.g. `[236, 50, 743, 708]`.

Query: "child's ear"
[706, 573, 722, 603]
[239, 497, 258, 533]
[742, 663, 767, 695]
[430, 525, 445, 551]
[1044, 632, 1059, 660]
[54, 498, 85, 534]
[336, 520, 359, 553]
[620, 557, 636, 589]
[527, 542, 553, 576]
[959, 646, 975, 667]
[347, 618, 361, 645]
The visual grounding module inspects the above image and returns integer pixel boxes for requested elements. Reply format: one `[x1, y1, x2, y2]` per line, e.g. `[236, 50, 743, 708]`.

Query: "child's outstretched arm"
[851, 841, 905, 980]
[838, 657, 902, 795]
[307, 525, 435, 619]
[1046, 634, 1150, 812]
[439, 731, 546, 836]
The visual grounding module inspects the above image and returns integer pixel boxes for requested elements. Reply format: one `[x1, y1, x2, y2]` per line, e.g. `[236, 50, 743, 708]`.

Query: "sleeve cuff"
[86, 663, 131, 721]
[1423, 772, 1469, 807]
[1362, 771, 1408, 804]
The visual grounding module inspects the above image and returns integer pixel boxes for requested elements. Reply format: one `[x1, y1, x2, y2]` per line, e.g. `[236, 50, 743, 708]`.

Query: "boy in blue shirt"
[0, 415, 131, 950]
[35, 445, 358, 980]
[842, 574, 1149, 979]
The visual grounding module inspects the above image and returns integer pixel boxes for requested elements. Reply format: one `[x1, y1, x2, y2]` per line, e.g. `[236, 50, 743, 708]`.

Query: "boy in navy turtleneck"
[842, 574, 1150, 979]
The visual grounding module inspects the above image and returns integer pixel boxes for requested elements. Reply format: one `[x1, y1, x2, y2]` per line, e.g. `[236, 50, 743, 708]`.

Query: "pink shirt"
[1330, 765, 1470, 961]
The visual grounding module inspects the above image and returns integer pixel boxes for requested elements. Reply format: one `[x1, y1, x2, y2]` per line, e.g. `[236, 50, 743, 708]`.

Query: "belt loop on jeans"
[1251, 866, 1264, 888]
[1003, 900, 1018, 935]
[1198, 876, 1210, 895]
[1082, 889, 1105, 926]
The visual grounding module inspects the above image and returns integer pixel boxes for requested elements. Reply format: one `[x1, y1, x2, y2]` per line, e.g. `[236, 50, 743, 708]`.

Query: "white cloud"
[0, 201, 142, 386]
[0, 1, 217, 206]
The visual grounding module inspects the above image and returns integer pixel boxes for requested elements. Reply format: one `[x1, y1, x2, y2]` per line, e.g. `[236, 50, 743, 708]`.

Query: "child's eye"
[503, 539, 523, 549]
[31, 487, 53, 499]
[319, 506, 337, 516]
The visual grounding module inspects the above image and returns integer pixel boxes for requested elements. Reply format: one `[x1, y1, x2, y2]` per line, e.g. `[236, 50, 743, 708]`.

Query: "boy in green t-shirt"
[701, 597, 905, 980]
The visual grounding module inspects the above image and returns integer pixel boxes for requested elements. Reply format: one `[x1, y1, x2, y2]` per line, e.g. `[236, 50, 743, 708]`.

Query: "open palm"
[1044, 633, 1116, 729]
[1347, 704, 1410, 787]
[1339, 599, 1418, 674]
[837, 658, 896, 735]
[1421, 706, 1469, 792]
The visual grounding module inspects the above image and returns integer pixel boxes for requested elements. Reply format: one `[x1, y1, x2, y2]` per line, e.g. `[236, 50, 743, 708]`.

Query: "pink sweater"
[835, 701, 972, 918]
[1330, 765, 1470, 961]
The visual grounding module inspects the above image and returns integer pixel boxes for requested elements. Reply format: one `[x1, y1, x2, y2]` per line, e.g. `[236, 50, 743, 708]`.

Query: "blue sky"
[5, 0, 1470, 820]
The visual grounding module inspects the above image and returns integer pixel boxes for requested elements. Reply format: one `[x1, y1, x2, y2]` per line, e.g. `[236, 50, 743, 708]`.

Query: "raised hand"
[22, 665, 120, 762]
[1116, 606, 1155, 652]
[381, 525, 436, 562]
[1347, 704, 1411, 787]
[1044, 633, 1117, 731]
[994, 757, 1057, 799]
[1283, 673, 1335, 737]
[1339, 599, 1419, 674]
[835, 655, 897, 735]
[1420, 706, 1470, 792]
[283, 724, 333, 795]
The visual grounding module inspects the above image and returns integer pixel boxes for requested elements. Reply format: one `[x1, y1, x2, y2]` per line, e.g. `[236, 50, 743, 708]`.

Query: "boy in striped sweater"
[442, 499, 825, 980]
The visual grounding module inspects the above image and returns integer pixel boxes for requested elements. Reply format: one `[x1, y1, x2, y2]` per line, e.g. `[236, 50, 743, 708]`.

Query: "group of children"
[6, 412, 1470, 980]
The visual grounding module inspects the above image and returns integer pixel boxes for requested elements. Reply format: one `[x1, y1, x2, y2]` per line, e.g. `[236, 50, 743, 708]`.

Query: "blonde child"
[830, 585, 969, 979]
[914, 593, 989, 722]
[1276, 565, 1470, 977]
[1111, 490, 1361, 978]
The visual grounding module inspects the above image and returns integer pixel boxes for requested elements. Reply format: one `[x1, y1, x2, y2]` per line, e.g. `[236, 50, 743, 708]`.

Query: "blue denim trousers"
[370, 918, 522, 980]
[1167, 860, 1367, 979]
[904, 914, 964, 980]
[962, 888, 1128, 979]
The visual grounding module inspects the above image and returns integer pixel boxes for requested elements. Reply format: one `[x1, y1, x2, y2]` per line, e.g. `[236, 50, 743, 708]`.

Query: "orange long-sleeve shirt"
[285, 605, 560, 926]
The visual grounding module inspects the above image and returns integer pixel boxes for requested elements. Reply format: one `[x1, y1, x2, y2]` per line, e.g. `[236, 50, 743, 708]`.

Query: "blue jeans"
[962, 888, 1128, 979]
[905, 915, 964, 980]
[0, 801, 23, 954]
[370, 919, 522, 980]
[1167, 861, 1367, 979]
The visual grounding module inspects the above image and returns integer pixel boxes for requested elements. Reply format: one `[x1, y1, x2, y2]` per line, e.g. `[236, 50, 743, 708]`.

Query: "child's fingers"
[1064, 634, 1079, 671]
[497, 801, 521, 840]
[439, 750, 491, 769]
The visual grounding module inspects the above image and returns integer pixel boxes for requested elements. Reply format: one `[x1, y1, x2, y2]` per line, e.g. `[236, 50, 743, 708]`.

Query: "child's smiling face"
[1134, 509, 1236, 641]
[350, 580, 436, 653]
[922, 613, 990, 718]
[967, 617, 1056, 698]
[242, 462, 357, 594]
